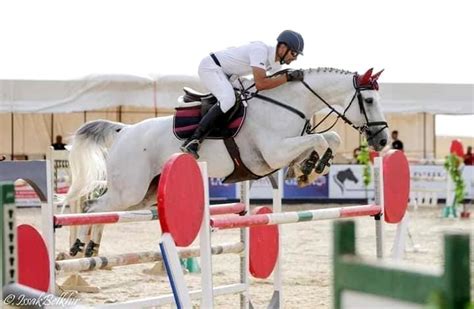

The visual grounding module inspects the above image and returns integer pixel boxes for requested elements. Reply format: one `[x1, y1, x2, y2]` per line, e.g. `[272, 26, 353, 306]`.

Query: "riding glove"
[287, 70, 304, 82]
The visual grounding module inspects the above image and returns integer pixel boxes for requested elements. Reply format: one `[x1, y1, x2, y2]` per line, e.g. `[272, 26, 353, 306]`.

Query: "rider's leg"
[180, 103, 225, 158]
[181, 65, 235, 159]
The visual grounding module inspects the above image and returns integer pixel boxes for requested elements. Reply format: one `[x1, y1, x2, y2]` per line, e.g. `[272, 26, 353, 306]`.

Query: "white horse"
[66, 67, 388, 257]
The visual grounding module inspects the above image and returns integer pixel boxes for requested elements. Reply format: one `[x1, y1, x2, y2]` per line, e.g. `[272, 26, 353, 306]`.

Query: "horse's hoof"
[56, 252, 72, 260]
[301, 151, 319, 175]
[285, 166, 296, 179]
[297, 175, 310, 187]
[69, 239, 85, 256]
[85, 240, 99, 257]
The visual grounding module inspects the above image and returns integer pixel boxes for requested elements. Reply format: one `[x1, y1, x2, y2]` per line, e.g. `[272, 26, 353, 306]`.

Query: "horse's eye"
[365, 98, 374, 104]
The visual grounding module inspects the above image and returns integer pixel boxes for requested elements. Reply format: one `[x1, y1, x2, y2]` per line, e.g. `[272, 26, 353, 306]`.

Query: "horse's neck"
[260, 70, 355, 117]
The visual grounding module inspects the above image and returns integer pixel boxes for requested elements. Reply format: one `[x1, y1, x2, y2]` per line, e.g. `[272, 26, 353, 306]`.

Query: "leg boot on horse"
[180, 104, 225, 159]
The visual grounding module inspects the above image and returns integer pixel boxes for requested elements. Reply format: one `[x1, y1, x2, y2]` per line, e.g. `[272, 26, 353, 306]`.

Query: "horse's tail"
[65, 120, 128, 205]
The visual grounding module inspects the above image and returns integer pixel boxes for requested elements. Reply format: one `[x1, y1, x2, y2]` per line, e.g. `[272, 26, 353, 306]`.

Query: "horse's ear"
[371, 69, 384, 81]
[358, 68, 373, 85]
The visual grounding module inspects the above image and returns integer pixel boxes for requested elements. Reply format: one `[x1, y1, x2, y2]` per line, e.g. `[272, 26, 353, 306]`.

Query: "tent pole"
[423, 112, 427, 158]
[51, 114, 54, 146]
[10, 113, 14, 160]
[433, 115, 437, 159]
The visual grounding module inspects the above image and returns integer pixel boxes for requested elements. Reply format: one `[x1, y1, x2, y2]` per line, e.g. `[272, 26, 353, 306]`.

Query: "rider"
[180, 30, 305, 159]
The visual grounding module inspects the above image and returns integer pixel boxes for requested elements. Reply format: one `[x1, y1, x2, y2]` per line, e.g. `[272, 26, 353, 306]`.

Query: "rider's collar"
[267, 45, 281, 74]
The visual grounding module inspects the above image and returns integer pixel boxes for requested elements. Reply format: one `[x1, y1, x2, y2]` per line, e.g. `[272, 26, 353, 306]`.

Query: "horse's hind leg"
[69, 194, 122, 257]
[69, 224, 92, 257]
[85, 224, 105, 257]
[86, 185, 159, 257]
[80, 176, 160, 257]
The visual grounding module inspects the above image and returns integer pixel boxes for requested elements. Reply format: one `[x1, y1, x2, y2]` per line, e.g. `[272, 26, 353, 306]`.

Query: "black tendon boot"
[180, 104, 225, 159]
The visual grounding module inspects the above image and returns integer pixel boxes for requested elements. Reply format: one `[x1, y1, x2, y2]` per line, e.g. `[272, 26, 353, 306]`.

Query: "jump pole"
[211, 156, 389, 258]
[211, 204, 383, 229]
[55, 242, 244, 275]
[53, 203, 246, 227]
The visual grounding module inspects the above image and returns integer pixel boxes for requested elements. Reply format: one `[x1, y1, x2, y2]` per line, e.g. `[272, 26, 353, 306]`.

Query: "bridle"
[242, 72, 388, 140]
[301, 75, 388, 140]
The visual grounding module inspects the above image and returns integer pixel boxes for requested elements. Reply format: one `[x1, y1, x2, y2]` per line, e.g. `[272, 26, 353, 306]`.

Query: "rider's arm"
[252, 67, 287, 91]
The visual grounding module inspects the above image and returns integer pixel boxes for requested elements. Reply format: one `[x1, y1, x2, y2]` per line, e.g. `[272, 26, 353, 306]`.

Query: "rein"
[301, 76, 388, 140]
[240, 73, 388, 140]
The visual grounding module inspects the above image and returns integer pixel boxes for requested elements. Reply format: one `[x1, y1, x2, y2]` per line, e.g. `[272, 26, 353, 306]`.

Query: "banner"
[329, 165, 374, 199]
[208, 177, 238, 200]
[283, 173, 329, 199]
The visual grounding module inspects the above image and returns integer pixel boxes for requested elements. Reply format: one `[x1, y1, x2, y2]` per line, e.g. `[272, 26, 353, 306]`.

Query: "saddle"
[173, 87, 247, 140]
[180, 87, 217, 106]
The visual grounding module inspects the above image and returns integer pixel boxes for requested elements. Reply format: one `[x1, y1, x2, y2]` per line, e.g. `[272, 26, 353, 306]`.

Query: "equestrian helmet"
[277, 30, 304, 55]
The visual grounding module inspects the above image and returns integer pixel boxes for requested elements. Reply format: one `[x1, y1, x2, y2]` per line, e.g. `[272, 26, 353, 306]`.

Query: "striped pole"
[54, 209, 159, 227]
[211, 204, 381, 230]
[208, 203, 245, 216]
[56, 242, 244, 275]
[54, 203, 246, 227]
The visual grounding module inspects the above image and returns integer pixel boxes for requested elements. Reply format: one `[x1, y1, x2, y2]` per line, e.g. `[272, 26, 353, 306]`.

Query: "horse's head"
[298, 67, 388, 151]
[342, 68, 388, 150]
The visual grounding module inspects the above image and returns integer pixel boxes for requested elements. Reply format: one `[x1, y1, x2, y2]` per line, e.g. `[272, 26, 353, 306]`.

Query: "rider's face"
[282, 46, 298, 64]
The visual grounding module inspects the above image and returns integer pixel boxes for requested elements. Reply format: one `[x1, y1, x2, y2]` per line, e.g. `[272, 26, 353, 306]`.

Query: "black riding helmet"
[277, 30, 304, 55]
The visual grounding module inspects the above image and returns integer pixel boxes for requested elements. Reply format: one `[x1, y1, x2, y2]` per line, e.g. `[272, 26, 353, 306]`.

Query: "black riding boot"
[180, 104, 224, 159]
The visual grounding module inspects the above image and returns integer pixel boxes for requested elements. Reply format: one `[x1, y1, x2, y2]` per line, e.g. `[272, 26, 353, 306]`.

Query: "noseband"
[301, 75, 388, 140]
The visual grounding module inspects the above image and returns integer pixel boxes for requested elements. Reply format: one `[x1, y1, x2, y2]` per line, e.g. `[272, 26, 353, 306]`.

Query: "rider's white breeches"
[198, 56, 235, 113]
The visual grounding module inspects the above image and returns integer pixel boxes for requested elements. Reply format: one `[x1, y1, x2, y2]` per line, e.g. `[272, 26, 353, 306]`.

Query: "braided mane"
[306, 67, 354, 75]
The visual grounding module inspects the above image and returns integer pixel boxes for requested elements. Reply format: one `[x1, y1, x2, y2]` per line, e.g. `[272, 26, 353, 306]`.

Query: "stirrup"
[180, 139, 201, 159]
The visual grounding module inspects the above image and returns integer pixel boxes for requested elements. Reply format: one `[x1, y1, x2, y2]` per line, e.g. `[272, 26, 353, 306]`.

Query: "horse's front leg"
[282, 132, 341, 185]
[297, 132, 341, 185]
[314, 131, 341, 174]
[260, 133, 331, 170]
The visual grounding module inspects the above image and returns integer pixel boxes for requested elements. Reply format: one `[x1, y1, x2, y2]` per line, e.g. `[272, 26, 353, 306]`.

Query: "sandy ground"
[15, 204, 473, 308]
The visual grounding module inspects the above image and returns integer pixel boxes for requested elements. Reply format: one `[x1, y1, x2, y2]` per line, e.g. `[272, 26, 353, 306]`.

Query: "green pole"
[443, 233, 471, 308]
[333, 220, 471, 309]
[1, 182, 17, 289]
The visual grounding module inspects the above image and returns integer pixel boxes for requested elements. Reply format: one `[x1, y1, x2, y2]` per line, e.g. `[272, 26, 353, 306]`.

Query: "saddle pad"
[173, 105, 246, 140]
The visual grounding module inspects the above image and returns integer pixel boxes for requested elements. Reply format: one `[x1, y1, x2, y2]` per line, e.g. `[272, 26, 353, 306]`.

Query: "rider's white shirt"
[214, 41, 282, 76]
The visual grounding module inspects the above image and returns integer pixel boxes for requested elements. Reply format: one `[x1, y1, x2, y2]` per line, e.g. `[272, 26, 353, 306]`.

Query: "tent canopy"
[0, 75, 472, 114]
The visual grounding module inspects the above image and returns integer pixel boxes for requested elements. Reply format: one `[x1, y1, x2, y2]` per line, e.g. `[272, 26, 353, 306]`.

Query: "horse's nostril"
[380, 139, 387, 147]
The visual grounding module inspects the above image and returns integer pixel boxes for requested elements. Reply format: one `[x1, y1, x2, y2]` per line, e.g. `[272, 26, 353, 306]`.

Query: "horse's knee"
[312, 135, 329, 154]
[322, 131, 341, 150]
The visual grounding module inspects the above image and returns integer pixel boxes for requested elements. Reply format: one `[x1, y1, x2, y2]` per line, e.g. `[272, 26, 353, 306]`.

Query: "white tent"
[1, 75, 472, 114]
